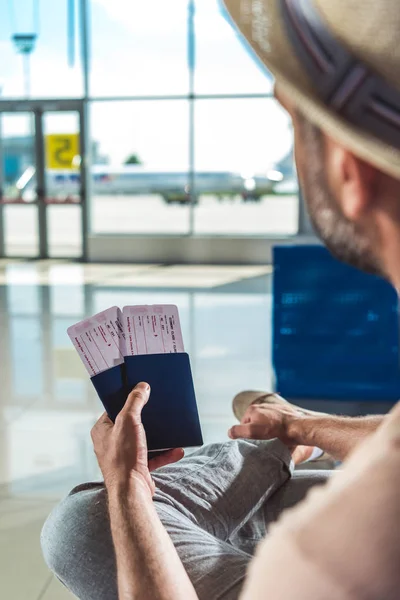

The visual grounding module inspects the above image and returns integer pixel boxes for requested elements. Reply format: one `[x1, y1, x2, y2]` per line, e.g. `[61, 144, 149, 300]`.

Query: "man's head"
[223, 0, 400, 286]
[277, 87, 400, 282]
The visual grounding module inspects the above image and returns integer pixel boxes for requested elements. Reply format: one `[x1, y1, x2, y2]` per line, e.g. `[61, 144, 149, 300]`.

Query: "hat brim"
[224, 0, 400, 179]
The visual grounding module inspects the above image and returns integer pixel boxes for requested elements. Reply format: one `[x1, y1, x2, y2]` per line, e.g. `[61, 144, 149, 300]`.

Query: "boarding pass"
[68, 304, 184, 376]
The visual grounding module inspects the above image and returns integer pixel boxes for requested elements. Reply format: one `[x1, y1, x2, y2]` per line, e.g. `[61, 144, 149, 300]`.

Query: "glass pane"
[43, 112, 82, 257]
[1, 112, 35, 202]
[47, 205, 82, 257]
[0, 0, 82, 98]
[90, 101, 190, 234]
[4, 205, 38, 256]
[1, 112, 38, 256]
[194, 0, 272, 94]
[44, 112, 81, 203]
[193, 98, 298, 235]
[90, 0, 189, 96]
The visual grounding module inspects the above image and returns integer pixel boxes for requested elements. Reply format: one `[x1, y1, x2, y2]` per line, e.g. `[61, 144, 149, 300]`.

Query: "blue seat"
[273, 245, 400, 400]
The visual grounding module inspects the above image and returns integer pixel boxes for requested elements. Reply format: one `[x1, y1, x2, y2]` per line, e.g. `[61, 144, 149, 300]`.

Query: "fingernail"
[136, 382, 150, 393]
[228, 428, 233, 439]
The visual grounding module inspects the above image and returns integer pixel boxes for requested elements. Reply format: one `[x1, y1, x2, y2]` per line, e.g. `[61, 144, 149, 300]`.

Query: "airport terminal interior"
[0, 1, 398, 599]
[1, 260, 279, 598]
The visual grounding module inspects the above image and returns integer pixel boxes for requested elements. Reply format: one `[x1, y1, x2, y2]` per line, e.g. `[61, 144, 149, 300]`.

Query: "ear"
[324, 135, 379, 221]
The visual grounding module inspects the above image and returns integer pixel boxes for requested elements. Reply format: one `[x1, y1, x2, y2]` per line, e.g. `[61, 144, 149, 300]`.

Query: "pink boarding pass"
[67, 306, 126, 376]
[122, 304, 184, 355]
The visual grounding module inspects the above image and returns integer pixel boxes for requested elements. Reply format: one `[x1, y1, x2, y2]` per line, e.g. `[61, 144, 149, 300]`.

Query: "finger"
[122, 382, 151, 417]
[228, 424, 273, 440]
[241, 405, 263, 424]
[91, 412, 113, 439]
[148, 448, 184, 471]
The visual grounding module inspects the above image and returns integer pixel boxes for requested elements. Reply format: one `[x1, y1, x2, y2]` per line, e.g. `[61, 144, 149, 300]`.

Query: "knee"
[41, 484, 117, 600]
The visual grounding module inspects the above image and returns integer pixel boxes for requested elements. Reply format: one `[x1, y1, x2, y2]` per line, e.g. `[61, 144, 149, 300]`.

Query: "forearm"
[289, 414, 384, 461]
[108, 483, 198, 600]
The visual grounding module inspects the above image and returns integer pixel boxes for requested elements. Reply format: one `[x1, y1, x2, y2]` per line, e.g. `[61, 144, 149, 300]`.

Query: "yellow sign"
[46, 134, 80, 170]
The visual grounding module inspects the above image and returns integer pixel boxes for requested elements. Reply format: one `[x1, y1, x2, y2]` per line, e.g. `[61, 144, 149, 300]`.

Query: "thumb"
[122, 382, 151, 418]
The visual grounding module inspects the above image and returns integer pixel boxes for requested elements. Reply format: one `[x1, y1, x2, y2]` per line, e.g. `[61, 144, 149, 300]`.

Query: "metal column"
[80, 0, 91, 261]
[0, 112, 5, 257]
[79, 103, 90, 261]
[34, 110, 48, 258]
[188, 0, 196, 235]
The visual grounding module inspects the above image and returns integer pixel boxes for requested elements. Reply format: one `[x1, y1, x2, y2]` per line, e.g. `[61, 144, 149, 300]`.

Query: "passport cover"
[91, 353, 203, 451]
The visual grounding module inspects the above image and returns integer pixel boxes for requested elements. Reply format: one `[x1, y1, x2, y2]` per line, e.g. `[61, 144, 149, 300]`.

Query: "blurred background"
[0, 0, 304, 262]
[1, 1, 396, 599]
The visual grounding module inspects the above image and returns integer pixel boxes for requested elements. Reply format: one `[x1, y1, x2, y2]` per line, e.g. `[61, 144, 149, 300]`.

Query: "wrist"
[286, 413, 320, 446]
[106, 475, 152, 504]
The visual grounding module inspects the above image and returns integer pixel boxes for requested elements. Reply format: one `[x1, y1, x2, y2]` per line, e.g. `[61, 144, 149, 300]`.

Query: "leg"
[230, 469, 332, 556]
[42, 481, 252, 600]
[153, 438, 293, 540]
[42, 439, 292, 600]
[264, 469, 332, 522]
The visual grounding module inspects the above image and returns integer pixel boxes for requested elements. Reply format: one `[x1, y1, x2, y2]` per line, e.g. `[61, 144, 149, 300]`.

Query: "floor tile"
[40, 577, 77, 600]
[0, 410, 101, 500]
[0, 498, 56, 600]
[103, 264, 271, 289]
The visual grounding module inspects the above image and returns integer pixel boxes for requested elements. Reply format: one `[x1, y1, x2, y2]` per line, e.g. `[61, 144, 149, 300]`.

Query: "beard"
[296, 115, 384, 278]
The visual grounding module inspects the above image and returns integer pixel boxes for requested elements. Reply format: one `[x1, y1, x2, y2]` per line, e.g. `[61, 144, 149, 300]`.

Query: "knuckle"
[114, 412, 125, 427]
[129, 389, 145, 403]
[125, 412, 140, 427]
[116, 412, 139, 428]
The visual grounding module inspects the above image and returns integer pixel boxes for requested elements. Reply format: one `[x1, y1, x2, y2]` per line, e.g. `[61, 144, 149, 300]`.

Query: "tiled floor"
[0, 259, 393, 599]
[0, 259, 274, 600]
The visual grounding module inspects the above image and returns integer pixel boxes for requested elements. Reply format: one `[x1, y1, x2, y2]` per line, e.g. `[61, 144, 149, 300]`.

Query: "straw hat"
[223, 0, 400, 179]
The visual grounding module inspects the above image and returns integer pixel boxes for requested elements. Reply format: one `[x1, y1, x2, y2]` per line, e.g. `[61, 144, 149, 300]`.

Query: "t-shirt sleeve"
[241, 403, 400, 600]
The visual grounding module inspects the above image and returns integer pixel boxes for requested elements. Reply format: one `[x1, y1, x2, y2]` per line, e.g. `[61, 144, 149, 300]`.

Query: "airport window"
[0, 0, 299, 259]
[193, 98, 298, 235]
[90, 100, 191, 235]
[90, 0, 189, 97]
[194, 0, 272, 94]
[0, 0, 83, 98]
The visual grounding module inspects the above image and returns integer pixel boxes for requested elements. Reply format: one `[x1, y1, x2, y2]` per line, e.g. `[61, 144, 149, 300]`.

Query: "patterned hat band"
[282, 0, 400, 151]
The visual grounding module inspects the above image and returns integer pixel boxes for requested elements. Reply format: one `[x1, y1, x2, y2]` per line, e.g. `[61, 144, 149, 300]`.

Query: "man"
[41, 0, 400, 598]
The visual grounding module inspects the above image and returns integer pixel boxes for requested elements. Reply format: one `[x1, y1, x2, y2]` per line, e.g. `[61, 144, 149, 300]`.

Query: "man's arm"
[288, 413, 383, 461]
[91, 383, 198, 600]
[229, 402, 384, 461]
[108, 483, 197, 600]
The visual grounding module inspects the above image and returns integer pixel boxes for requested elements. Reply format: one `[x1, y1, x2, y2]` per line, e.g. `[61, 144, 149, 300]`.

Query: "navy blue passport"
[91, 353, 203, 451]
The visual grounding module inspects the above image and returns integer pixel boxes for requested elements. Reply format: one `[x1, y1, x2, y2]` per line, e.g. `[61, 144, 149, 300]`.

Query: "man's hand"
[228, 401, 385, 462]
[92, 382, 198, 600]
[91, 382, 184, 498]
[228, 402, 310, 445]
